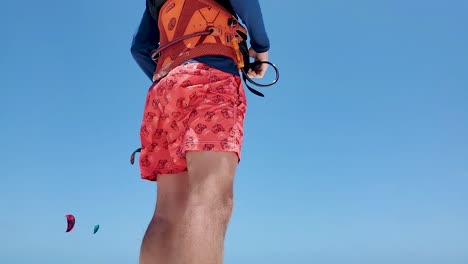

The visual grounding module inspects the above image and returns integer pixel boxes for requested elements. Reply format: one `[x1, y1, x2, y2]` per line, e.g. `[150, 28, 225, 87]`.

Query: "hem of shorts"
[183, 142, 242, 163]
[141, 167, 188, 182]
[140, 143, 242, 182]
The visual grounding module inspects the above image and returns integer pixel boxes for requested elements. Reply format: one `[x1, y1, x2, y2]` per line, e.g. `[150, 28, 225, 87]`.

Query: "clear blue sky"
[1, 0, 467, 263]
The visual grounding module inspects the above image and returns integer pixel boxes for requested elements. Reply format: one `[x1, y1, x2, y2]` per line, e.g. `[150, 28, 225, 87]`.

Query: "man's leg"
[139, 151, 238, 264]
[176, 150, 238, 264]
[139, 171, 189, 264]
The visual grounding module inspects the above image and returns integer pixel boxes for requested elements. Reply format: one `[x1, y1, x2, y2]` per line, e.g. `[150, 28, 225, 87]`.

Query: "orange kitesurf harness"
[145, 0, 279, 98]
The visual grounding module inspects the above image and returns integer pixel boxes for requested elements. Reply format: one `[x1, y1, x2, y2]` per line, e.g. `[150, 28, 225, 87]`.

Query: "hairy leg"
[177, 151, 238, 264]
[139, 151, 238, 264]
[139, 172, 189, 264]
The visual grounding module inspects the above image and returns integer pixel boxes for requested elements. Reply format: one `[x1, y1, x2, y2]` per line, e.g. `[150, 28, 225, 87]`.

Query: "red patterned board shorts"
[138, 62, 247, 181]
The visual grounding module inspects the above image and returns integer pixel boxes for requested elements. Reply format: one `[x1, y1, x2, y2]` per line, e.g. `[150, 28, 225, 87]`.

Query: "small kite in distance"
[93, 224, 100, 234]
[65, 214, 75, 232]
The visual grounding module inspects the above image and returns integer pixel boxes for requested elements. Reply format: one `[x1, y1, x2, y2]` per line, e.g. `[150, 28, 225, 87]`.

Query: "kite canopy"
[93, 224, 100, 234]
[65, 214, 75, 232]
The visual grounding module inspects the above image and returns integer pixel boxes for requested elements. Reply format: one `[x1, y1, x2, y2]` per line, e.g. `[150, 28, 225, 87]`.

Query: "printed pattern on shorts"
[138, 62, 247, 181]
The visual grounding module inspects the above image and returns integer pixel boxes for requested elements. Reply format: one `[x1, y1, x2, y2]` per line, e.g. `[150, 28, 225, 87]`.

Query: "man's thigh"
[155, 172, 189, 219]
[154, 150, 238, 217]
[185, 150, 238, 200]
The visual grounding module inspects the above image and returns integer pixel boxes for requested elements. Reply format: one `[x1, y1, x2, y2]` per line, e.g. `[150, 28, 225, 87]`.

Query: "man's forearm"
[229, 0, 270, 52]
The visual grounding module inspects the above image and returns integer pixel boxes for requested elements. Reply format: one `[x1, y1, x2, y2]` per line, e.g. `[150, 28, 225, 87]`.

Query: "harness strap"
[150, 29, 213, 62]
[242, 74, 265, 97]
[130, 148, 141, 165]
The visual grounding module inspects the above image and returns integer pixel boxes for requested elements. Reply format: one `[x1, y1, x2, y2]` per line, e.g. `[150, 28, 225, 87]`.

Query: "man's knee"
[186, 174, 235, 224]
[185, 150, 238, 220]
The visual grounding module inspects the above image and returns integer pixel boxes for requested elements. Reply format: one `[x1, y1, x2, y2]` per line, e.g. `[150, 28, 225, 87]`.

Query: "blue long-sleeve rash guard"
[130, 0, 270, 81]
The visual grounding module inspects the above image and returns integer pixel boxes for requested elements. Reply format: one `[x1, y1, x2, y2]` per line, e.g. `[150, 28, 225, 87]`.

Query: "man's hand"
[247, 47, 269, 78]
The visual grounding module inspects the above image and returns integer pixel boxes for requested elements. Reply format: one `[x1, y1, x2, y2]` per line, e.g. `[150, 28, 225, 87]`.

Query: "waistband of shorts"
[176, 60, 242, 80]
[177, 61, 221, 73]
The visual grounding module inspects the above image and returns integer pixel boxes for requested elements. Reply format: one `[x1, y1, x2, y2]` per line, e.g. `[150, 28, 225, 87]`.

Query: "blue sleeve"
[130, 5, 160, 81]
[229, 0, 270, 53]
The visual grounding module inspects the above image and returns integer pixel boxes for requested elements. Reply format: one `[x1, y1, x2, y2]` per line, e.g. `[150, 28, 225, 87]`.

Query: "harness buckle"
[231, 38, 244, 69]
[208, 27, 222, 36]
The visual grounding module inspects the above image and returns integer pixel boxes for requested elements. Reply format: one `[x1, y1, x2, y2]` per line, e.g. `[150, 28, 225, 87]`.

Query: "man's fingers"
[247, 69, 257, 78]
[247, 63, 269, 78]
[259, 64, 268, 77]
